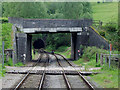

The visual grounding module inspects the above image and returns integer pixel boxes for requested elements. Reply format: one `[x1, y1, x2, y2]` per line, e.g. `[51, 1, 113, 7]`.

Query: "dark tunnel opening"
[33, 39, 45, 49]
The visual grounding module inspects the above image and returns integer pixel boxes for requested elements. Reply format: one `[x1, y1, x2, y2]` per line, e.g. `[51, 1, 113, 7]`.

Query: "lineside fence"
[2, 41, 14, 67]
[96, 53, 119, 68]
[0, 53, 2, 62]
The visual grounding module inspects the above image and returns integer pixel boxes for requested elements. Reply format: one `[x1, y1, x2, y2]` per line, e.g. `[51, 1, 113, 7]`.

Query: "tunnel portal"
[33, 39, 45, 49]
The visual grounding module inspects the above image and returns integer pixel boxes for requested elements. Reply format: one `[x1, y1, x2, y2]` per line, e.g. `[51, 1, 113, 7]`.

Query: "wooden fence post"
[105, 55, 107, 64]
[96, 53, 98, 64]
[6, 51, 9, 62]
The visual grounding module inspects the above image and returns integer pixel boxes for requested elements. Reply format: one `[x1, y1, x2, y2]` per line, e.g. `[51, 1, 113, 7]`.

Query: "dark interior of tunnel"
[33, 39, 45, 49]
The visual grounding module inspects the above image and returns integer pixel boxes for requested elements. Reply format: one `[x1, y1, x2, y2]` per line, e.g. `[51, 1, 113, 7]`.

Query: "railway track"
[14, 52, 49, 90]
[54, 54, 72, 90]
[13, 51, 95, 89]
[53, 53, 95, 90]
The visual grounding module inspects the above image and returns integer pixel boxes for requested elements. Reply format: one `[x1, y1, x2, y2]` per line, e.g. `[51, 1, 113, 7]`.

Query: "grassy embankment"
[75, 47, 118, 88]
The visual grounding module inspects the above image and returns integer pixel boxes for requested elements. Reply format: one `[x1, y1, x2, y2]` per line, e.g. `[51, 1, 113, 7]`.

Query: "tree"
[61, 2, 92, 19]
[3, 2, 48, 18]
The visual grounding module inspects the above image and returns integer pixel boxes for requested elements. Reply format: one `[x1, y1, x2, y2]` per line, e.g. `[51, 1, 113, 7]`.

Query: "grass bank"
[73, 46, 118, 88]
[92, 2, 118, 23]
[90, 65, 118, 88]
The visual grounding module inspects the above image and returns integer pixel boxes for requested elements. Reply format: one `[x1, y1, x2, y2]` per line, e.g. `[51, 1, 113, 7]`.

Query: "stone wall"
[88, 27, 109, 49]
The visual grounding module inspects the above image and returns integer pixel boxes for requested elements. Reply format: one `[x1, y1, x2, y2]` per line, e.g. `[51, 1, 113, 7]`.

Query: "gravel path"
[43, 75, 67, 88]
[2, 74, 24, 89]
[67, 75, 89, 89]
[20, 74, 42, 88]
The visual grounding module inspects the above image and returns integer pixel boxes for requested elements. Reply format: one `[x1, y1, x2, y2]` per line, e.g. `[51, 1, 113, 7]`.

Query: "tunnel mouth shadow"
[33, 39, 45, 49]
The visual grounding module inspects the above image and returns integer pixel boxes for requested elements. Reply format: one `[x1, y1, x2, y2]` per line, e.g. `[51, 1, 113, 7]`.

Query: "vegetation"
[90, 65, 118, 88]
[2, 2, 92, 19]
[103, 23, 119, 49]
[2, 23, 12, 49]
[0, 64, 6, 77]
[92, 2, 119, 50]
[14, 62, 24, 67]
[32, 33, 71, 50]
[2, 2, 119, 51]
[54, 46, 71, 58]
[73, 46, 118, 88]
[4, 58, 13, 66]
[73, 46, 118, 67]
[1, 3, 119, 86]
[2, 2, 92, 50]
[92, 2, 118, 23]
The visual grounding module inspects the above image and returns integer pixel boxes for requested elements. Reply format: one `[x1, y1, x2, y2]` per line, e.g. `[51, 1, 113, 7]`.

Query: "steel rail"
[56, 54, 95, 90]
[14, 53, 43, 90]
[38, 52, 49, 90]
[14, 71, 30, 90]
[54, 54, 72, 90]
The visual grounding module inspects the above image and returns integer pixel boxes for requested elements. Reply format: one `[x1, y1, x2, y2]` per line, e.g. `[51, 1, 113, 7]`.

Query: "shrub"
[1, 18, 8, 23]
[99, 30, 105, 37]
[6, 58, 13, 66]
[104, 23, 117, 32]
[82, 46, 108, 60]
[103, 22, 118, 49]
[2, 23, 12, 49]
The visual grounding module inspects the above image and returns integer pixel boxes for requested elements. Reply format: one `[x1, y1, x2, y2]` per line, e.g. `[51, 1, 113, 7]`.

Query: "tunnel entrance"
[33, 39, 45, 49]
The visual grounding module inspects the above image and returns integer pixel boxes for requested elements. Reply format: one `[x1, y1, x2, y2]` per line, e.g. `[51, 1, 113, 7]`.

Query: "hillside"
[92, 2, 118, 23]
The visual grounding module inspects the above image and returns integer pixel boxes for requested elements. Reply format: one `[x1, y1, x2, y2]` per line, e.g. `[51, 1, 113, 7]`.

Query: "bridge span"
[8, 17, 109, 64]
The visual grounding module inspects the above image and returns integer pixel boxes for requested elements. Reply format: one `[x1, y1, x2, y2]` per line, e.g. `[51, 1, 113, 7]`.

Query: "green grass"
[14, 62, 24, 67]
[54, 46, 71, 58]
[4, 58, 13, 66]
[90, 65, 118, 88]
[73, 58, 84, 66]
[4, 58, 24, 67]
[73, 46, 119, 88]
[0, 64, 6, 78]
[74, 58, 118, 88]
[92, 2, 118, 23]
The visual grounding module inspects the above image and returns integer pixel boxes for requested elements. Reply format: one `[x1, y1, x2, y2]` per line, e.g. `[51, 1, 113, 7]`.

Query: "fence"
[96, 53, 119, 68]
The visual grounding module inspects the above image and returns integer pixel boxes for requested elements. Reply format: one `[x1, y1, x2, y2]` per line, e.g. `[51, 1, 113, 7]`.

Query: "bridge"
[8, 17, 109, 64]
